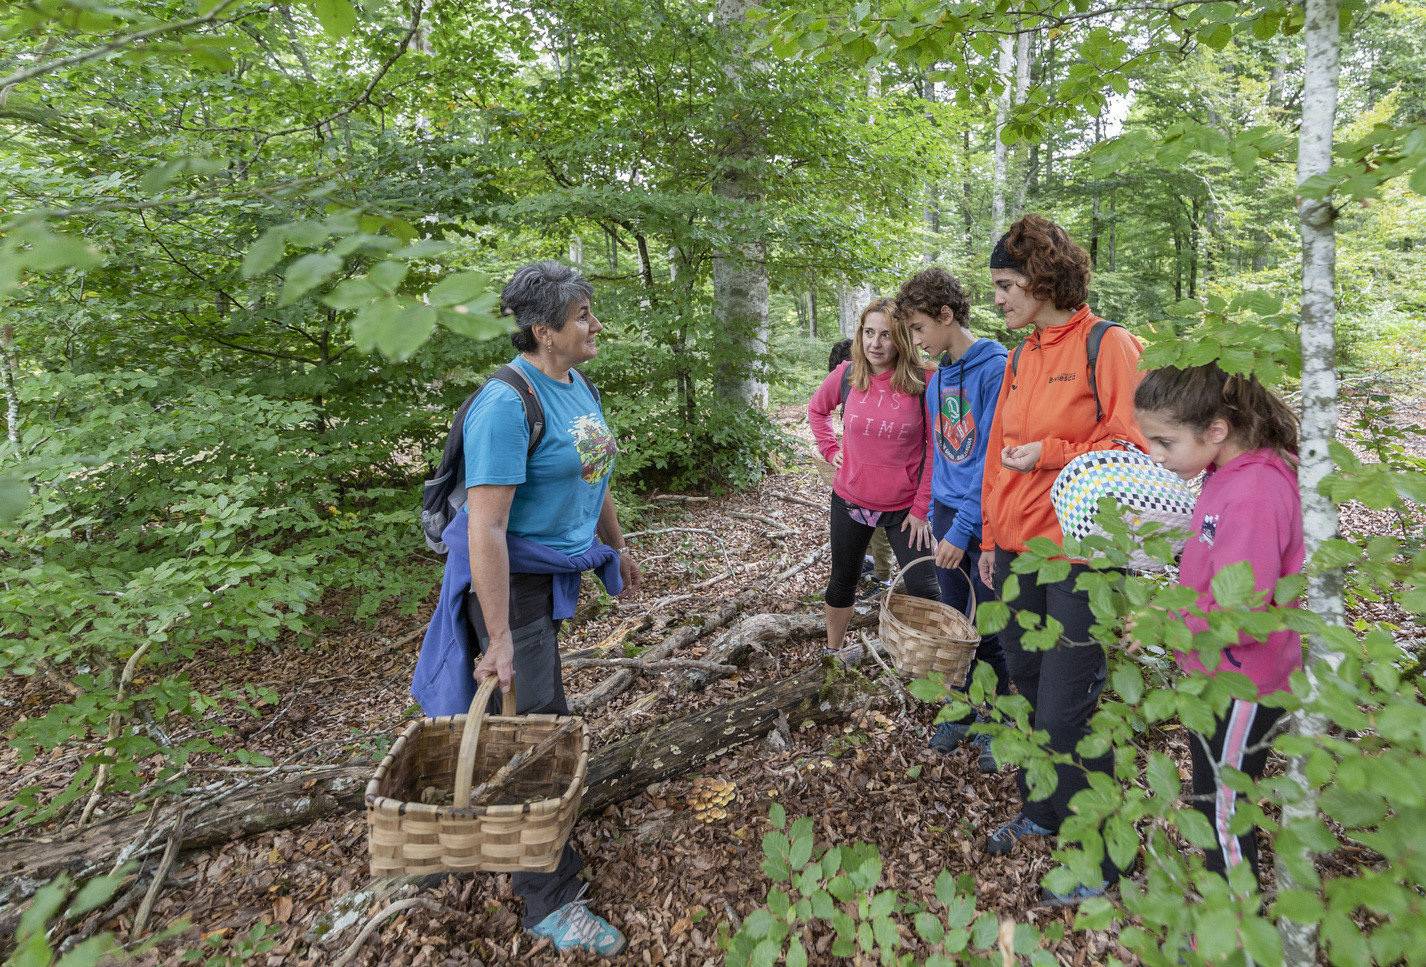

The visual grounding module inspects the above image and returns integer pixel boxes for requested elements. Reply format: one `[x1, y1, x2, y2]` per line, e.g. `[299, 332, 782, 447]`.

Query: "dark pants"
[825, 492, 938, 608]
[993, 551, 1115, 881]
[1189, 700, 1284, 888]
[930, 500, 1009, 706]
[468, 587, 583, 928]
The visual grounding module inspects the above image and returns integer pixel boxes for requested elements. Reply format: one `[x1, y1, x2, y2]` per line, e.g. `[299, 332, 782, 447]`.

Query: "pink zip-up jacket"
[808, 362, 933, 520]
[1177, 448, 1304, 697]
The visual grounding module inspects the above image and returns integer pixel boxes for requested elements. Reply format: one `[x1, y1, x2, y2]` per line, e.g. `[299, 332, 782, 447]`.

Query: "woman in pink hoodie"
[809, 298, 937, 650]
[1134, 362, 1303, 890]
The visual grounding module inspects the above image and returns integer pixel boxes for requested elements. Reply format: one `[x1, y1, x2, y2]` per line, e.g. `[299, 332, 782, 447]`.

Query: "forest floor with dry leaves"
[4, 398, 1422, 966]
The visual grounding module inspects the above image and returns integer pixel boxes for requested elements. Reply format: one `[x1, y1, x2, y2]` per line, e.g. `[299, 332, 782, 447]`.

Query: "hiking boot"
[929, 718, 973, 752]
[1038, 883, 1106, 908]
[528, 895, 626, 956]
[971, 732, 998, 773]
[985, 813, 1051, 856]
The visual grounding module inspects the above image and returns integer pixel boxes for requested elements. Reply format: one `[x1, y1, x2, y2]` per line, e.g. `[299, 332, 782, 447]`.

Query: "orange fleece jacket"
[981, 305, 1149, 555]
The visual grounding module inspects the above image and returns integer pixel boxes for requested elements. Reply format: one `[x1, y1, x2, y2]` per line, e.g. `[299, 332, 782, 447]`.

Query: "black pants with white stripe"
[1188, 699, 1285, 887]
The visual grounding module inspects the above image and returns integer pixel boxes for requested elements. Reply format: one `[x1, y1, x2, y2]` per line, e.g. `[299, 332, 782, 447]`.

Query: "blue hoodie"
[925, 337, 1008, 553]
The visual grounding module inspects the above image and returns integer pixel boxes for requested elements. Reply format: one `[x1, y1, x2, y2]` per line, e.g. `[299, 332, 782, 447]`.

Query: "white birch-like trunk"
[1010, 28, 1033, 219]
[568, 235, 584, 267]
[1278, 0, 1343, 961]
[991, 35, 1015, 238]
[1, 324, 19, 453]
[923, 77, 942, 263]
[710, 0, 769, 408]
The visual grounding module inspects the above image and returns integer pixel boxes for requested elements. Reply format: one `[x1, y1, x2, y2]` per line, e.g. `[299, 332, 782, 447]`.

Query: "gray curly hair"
[500, 261, 594, 352]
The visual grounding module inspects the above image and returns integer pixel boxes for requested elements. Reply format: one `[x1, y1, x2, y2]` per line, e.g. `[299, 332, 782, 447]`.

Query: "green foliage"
[4, 867, 185, 966]
[726, 806, 1056, 966]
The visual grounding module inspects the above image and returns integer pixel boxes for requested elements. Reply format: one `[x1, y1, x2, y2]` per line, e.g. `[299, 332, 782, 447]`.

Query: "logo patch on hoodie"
[1199, 514, 1218, 546]
[937, 385, 976, 462]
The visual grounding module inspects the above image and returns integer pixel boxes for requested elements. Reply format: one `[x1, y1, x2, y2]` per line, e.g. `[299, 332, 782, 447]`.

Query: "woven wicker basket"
[879, 554, 980, 686]
[365, 677, 588, 876]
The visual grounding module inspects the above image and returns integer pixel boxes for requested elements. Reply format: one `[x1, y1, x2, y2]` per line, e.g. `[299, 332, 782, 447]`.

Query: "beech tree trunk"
[1010, 28, 1033, 220]
[990, 34, 1014, 238]
[922, 75, 942, 263]
[710, 0, 770, 410]
[837, 288, 873, 339]
[1278, 0, 1343, 962]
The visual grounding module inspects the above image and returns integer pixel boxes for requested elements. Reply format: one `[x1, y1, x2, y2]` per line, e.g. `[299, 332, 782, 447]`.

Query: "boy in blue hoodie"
[895, 267, 1010, 771]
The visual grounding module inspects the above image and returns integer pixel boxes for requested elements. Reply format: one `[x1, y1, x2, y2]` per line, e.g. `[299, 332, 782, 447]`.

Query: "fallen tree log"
[569, 601, 740, 713]
[583, 640, 874, 812]
[1, 636, 879, 937]
[686, 608, 875, 691]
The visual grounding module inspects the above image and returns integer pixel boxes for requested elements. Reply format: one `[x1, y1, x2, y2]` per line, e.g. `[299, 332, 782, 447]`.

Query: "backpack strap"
[1085, 320, 1125, 424]
[1010, 341, 1024, 377]
[488, 364, 544, 456]
[571, 368, 602, 406]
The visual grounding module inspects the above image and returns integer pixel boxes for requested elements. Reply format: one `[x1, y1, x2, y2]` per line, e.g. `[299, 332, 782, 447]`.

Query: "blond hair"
[850, 297, 925, 397]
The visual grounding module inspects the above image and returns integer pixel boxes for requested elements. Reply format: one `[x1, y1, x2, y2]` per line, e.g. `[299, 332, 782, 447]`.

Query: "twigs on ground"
[770, 491, 824, 511]
[623, 526, 721, 541]
[331, 897, 462, 967]
[563, 656, 737, 674]
[80, 639, 154, 826]
[130, 809, 186, 940]
[570, 605, 740, 714]
[772, 545, 826, 582]
[726, 511, 796, 538]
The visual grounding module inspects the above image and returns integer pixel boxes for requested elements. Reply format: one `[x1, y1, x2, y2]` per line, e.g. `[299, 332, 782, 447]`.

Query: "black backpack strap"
[838, 363, 851, 409]
[488, 364, 544, 456]
[1085, 320, 1125, 424]
[571, 368, 601, 406]
[1010, 341, 1024, 377]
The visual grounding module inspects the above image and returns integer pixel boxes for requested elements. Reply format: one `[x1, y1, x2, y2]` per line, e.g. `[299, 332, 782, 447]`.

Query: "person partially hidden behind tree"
[411, 261, 640, 956]
[808, 298, 938, 653]
[822, 337, 895, 592]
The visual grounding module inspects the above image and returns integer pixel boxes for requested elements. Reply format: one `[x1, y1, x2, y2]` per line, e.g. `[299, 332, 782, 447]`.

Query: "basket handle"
[879, 553, 979, 626]
[452, 675, 518, 808]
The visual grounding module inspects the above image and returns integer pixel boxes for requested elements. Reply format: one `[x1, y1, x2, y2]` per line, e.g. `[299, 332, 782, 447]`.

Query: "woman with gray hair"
[421, 260, 637, 954]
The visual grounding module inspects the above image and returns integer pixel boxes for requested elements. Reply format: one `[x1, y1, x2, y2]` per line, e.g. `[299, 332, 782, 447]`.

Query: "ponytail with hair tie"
[1134, 363, 1298, 457]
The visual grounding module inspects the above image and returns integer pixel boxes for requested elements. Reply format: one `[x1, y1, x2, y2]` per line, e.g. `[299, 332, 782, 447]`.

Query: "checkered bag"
[1051, 443, 1197, 571]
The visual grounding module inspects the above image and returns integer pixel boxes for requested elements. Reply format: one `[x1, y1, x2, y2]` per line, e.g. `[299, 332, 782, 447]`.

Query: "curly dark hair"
[1001, 214, 1091, 311]
[893, 266, 970, 327]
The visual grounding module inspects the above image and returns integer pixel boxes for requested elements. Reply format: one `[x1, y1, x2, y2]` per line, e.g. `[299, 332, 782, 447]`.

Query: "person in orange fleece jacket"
[975, 214, 1148, 906]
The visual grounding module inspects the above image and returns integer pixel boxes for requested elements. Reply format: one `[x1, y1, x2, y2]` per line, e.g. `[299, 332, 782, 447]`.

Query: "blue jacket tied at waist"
[410, 506, 622, 716]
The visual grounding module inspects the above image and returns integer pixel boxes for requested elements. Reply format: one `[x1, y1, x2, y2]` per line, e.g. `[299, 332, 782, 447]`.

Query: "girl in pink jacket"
[1134, 362, 1303, 890]
[808, 298, 937, 650]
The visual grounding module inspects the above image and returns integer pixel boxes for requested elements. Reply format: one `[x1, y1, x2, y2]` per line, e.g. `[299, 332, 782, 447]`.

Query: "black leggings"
[993, 551, 1116, 881]
[1189, 700, 1285, 888]
[825, 492, 938, 608]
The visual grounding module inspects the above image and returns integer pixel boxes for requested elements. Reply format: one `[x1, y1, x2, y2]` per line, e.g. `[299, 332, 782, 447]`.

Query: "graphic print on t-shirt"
[572, 413, 618, 483]
[936, 382, 976, 462]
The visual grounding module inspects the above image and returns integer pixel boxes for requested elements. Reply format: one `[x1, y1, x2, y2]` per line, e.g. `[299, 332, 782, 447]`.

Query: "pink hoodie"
[808, 362, 933, 520]
[1177, 448, 1304, 697]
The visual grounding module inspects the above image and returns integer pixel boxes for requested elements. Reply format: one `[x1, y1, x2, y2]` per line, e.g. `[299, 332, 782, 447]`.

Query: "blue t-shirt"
[463, 356, 617, 555]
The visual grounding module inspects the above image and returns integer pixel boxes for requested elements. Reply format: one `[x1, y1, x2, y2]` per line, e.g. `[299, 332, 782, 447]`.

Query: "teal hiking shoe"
[528, 893, 626, 956]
